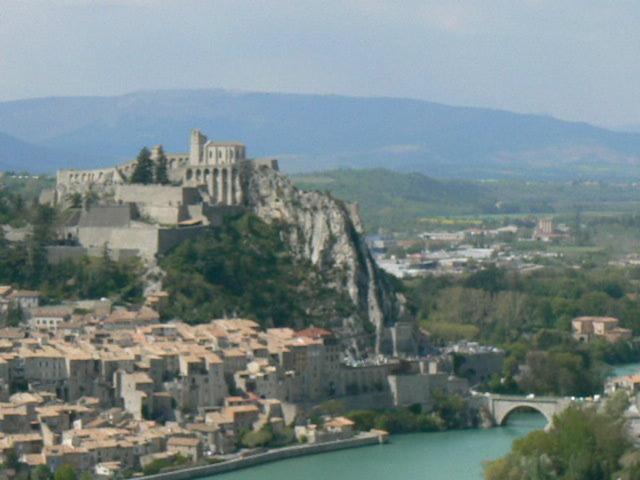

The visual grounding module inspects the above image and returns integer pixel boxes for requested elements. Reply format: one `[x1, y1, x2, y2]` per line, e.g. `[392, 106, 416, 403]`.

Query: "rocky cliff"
[243, 163, 416, 355]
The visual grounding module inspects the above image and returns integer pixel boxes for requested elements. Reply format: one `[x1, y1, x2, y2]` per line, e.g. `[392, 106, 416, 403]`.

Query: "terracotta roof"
[8, 290, 40, 298]
[167, 436, 200, 447]
[296, 327, 333, 339]
[325, 416, 355, 428]
[0, 286, 13, 297]
[573, 316, 620, 323]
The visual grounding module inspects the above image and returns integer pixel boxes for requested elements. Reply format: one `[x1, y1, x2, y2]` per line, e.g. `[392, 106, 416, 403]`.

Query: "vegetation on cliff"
[161, 213, 357, 328]
[0, 202, 142, 304]
[309, 394, 477, 435]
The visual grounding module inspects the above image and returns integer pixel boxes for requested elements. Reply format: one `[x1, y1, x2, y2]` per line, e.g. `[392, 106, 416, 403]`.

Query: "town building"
[572, 316, 632, 343]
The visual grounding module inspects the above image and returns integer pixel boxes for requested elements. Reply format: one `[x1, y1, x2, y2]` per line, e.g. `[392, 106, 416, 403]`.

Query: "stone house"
[116, 371, 154, 420]
[7, 290, 40, 311]
[166, 436, 202, 462]
[572, 316, 632, 343]
[28, 306, 73, 332]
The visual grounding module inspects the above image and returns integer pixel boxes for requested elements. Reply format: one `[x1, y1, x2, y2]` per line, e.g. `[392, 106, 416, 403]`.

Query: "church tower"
[189, 129, 207, 165]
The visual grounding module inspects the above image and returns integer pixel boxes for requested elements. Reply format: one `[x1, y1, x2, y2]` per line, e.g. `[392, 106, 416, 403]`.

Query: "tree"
[54, 464, 78, 480]
[130, 147, 154, 184]
[6, 303, 24, 327]
[83, 190, 98, 209]
[24, 204, 56, 287]
[241, 427, 273, 448]
[65, 192, 82, 209]
[154, 146, 170, 185]
[161, 213, 355, 327]
[32, 465, 53, 480]
[3, 447, 19, 470]
[485, 399, 631, 480]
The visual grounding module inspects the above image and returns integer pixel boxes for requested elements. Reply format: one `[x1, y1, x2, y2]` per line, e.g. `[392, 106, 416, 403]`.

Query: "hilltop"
[1, 89, 640, 179]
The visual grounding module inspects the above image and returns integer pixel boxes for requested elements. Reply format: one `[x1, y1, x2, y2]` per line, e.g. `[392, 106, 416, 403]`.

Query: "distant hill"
[1, 89, 640, 179]
[0, 131, 68, 173]
[294, 169, 640, 232]
[294, 169, 494, 231]
[0, 130, 106, 174]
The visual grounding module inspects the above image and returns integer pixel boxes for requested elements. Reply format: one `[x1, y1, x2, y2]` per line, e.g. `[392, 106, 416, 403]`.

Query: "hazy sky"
[1, 0, 639, 127]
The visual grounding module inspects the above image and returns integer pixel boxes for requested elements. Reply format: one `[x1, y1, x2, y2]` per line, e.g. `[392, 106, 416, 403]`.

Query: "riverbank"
[209, 412, 547, 480]
[610, 361, 640, 378]
[140, 430, 388, 480]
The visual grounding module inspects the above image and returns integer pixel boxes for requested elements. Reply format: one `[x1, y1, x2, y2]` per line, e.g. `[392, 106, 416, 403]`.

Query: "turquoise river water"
[206, 362, 640, 480]
[210, 412, 545, 480]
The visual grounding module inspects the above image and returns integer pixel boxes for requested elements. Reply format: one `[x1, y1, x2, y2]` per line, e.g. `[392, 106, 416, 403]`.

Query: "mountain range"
[1, 89, 640, 180]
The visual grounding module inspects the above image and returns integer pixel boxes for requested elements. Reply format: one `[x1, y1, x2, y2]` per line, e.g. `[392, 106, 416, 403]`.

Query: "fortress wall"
[78, 226, 160, 260]
[157, 226, 209, 255]
[137, 205, 184, 225]
[115, 185, 188, 206]
[386, 373, 468, 408]
[46, 246, 139, 263]
[200, 205, 245, 226]
[253, 158, 279, 170]
[46, 246, 88, 264]
[109, 227, 160, 259]
[181, 187, 202, 205]
[139, 433, 384, 480]
[118, 161, 136, 178]
[338, 364, 390, 397]
[57, 167, 120, 187]
[39, 189, 57, 206]
[78, 227, 118, 250]
[186, 205, 205, 221]
[166, 153, 190, 168]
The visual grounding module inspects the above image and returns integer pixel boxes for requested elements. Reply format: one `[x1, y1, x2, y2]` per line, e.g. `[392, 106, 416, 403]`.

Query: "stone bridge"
[481, 394, 573, 427]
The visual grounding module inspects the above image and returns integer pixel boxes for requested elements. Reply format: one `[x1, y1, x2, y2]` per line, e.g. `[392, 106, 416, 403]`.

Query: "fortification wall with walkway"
[140, 432, 387, 480]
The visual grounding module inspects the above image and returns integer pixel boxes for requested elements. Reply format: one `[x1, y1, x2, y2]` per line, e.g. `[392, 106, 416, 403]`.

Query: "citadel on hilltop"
[54, 129, 278, 205]
[38, 128, 419, 359]
[43, 130, 278, 261]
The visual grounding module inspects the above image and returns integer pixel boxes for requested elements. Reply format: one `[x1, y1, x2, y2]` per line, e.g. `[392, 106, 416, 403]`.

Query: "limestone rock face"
[243, 164, 414, 354]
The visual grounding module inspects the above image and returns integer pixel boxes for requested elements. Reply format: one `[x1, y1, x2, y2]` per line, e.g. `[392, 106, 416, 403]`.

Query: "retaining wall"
[140, 433, 385, 480]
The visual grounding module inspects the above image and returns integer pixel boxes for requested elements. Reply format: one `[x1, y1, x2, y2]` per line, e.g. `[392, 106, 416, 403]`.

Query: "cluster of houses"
[0, 285, 482, 476]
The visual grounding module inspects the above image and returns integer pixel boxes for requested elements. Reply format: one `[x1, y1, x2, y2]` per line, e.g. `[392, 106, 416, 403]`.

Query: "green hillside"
[294, 169, 495, 231]
[294, 169, 640, 232]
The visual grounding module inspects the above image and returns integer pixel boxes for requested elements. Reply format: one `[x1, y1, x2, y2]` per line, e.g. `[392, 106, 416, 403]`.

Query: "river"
[209, 412, 546, 480]
[205, 363, 640, 480]
[611, 362, 640, 378]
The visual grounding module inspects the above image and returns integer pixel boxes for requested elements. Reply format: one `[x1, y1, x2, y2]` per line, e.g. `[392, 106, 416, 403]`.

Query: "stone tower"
[150, 145, 162, 162]
[189, 129, 207, 165]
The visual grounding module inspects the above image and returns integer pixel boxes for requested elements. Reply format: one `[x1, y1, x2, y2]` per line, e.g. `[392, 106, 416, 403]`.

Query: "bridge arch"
[486, 395, 569, 429]
[497, 403, 552, 426]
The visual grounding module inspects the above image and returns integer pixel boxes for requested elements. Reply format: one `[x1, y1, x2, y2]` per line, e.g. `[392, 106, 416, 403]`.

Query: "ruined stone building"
[43, 130, 278, 261]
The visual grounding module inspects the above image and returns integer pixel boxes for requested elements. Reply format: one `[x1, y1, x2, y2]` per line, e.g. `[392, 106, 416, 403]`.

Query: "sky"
[1, 0, 639, 128]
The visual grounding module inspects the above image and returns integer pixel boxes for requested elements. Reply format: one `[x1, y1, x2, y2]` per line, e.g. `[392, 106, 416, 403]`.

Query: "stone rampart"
[46, 246, 141, 263]
[57, 167, 122, 188]
[139, 432, 385, 480]
[157, 226, 209, 255]
[78, 226, 159, 259]
[387, 373, 468, 408]
[115, 185, 201, 207]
